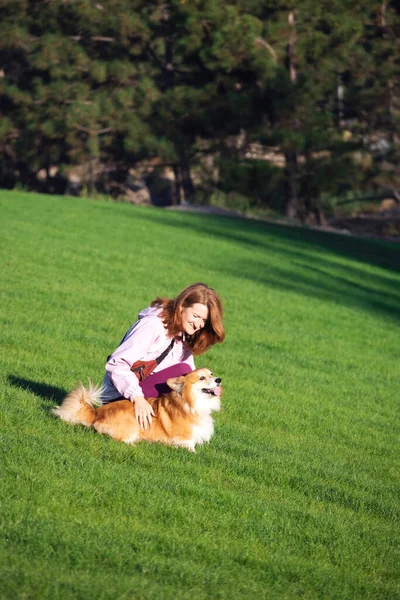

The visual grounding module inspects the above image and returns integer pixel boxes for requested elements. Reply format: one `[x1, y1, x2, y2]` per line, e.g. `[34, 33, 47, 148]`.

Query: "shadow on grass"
[146, 210, 400, 322]
[152, 210, 400, 272]
[8, 375, 66, 409]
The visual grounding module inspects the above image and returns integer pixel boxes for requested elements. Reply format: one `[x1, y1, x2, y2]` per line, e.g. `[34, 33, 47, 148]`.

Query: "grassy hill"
[1, 190, 399, 599]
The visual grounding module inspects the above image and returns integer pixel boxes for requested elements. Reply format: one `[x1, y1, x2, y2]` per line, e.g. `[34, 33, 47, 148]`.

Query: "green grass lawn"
[1, 190, 399, 600]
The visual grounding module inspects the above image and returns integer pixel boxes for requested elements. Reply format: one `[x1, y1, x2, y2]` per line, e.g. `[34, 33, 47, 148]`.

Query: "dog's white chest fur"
[191, 416, 214, 445]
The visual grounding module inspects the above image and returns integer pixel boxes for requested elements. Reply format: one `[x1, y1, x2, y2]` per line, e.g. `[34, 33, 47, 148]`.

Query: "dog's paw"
[173, 440, 196, 452]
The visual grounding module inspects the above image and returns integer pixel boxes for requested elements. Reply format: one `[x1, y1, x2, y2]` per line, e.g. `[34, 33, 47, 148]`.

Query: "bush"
[218, 157, 285, 211]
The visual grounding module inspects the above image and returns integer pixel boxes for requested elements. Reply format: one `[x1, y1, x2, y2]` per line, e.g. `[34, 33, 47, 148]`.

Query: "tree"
[0, 0, 157, 191]
[1, 0, 399, 220]
[140, 0, 276, 204]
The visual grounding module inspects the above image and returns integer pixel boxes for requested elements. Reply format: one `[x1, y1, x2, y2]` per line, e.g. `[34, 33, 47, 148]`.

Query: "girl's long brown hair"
[151, 283, 225, 355]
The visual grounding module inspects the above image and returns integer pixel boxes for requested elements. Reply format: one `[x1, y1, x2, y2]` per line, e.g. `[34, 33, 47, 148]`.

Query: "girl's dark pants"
[139, 363, 192, 399]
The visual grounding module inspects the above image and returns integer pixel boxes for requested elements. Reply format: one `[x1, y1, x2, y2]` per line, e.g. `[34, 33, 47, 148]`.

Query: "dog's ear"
[166, 376, 185, 394]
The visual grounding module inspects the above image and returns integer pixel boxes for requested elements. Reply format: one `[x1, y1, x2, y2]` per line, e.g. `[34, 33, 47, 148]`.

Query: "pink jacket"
[101, 306, 195, 401]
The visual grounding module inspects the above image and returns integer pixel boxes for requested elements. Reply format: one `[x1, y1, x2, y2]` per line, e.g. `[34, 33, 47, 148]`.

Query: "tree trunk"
[304, 195, 326, 226]
[87, 157, 95, 197]
[173, 159, 194, 205]
[392, 189, 400, 205]
[337, 78, 345, 129]
[284, 10, 301, 220]
[284, 149, 300, 219]
[180, 157, 194, 203]
[172, 164, 181, 206]
[303, 149, 327, 225]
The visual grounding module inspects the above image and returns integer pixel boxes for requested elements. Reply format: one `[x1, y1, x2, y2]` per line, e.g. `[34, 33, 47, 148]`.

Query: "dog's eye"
[199, 376, 205, 381]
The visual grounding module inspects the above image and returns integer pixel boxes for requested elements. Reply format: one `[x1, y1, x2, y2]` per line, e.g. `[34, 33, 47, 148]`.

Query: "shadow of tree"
[156, 211, 400, 273]
[145, 210, 400, 322]
[221, 259, 400, 322]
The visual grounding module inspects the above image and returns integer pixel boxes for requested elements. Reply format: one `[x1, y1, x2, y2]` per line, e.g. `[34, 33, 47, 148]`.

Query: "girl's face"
[180, 303, 209, 335]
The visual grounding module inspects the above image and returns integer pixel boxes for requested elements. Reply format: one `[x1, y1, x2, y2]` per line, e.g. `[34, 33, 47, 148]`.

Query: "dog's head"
[166, 368, 222, 415]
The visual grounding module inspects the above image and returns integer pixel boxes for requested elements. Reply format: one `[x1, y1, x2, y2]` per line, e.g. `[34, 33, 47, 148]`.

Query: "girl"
[101, 283, 225, 430]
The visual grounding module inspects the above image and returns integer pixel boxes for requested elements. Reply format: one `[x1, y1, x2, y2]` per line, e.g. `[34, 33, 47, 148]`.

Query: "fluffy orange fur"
[53, 368, 222, 452]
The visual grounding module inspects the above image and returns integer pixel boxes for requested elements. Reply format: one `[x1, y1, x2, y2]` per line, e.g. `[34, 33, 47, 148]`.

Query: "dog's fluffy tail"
[53, 382, 102, 427]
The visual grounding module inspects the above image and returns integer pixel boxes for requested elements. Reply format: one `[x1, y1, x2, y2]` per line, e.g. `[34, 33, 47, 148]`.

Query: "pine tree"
[0, 0, 156, 191]
[140, 0, 275, 203]
[2, 0, 399, 218]
[252, 0, 371, 221]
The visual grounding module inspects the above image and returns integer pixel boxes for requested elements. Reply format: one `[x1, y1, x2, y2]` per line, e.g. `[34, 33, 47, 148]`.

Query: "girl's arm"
[105, 316, 164, 400]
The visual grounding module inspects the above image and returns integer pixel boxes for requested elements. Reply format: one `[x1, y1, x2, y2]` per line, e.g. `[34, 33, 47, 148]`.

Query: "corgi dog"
[53, 368, 222, 452]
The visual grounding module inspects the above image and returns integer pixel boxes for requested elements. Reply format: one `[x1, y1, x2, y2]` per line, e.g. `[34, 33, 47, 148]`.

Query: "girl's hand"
[132, 396, 155, 430]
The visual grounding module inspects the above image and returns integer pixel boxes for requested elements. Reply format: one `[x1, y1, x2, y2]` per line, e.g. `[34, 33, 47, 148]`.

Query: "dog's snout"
[215, 378, 222, 384]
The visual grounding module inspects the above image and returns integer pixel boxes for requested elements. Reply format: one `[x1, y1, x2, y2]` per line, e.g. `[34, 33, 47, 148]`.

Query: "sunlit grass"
[1, 190, 399, 599]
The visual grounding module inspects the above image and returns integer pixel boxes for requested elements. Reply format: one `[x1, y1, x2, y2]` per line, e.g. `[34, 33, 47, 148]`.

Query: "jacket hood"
[138, 305, 163, 320]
